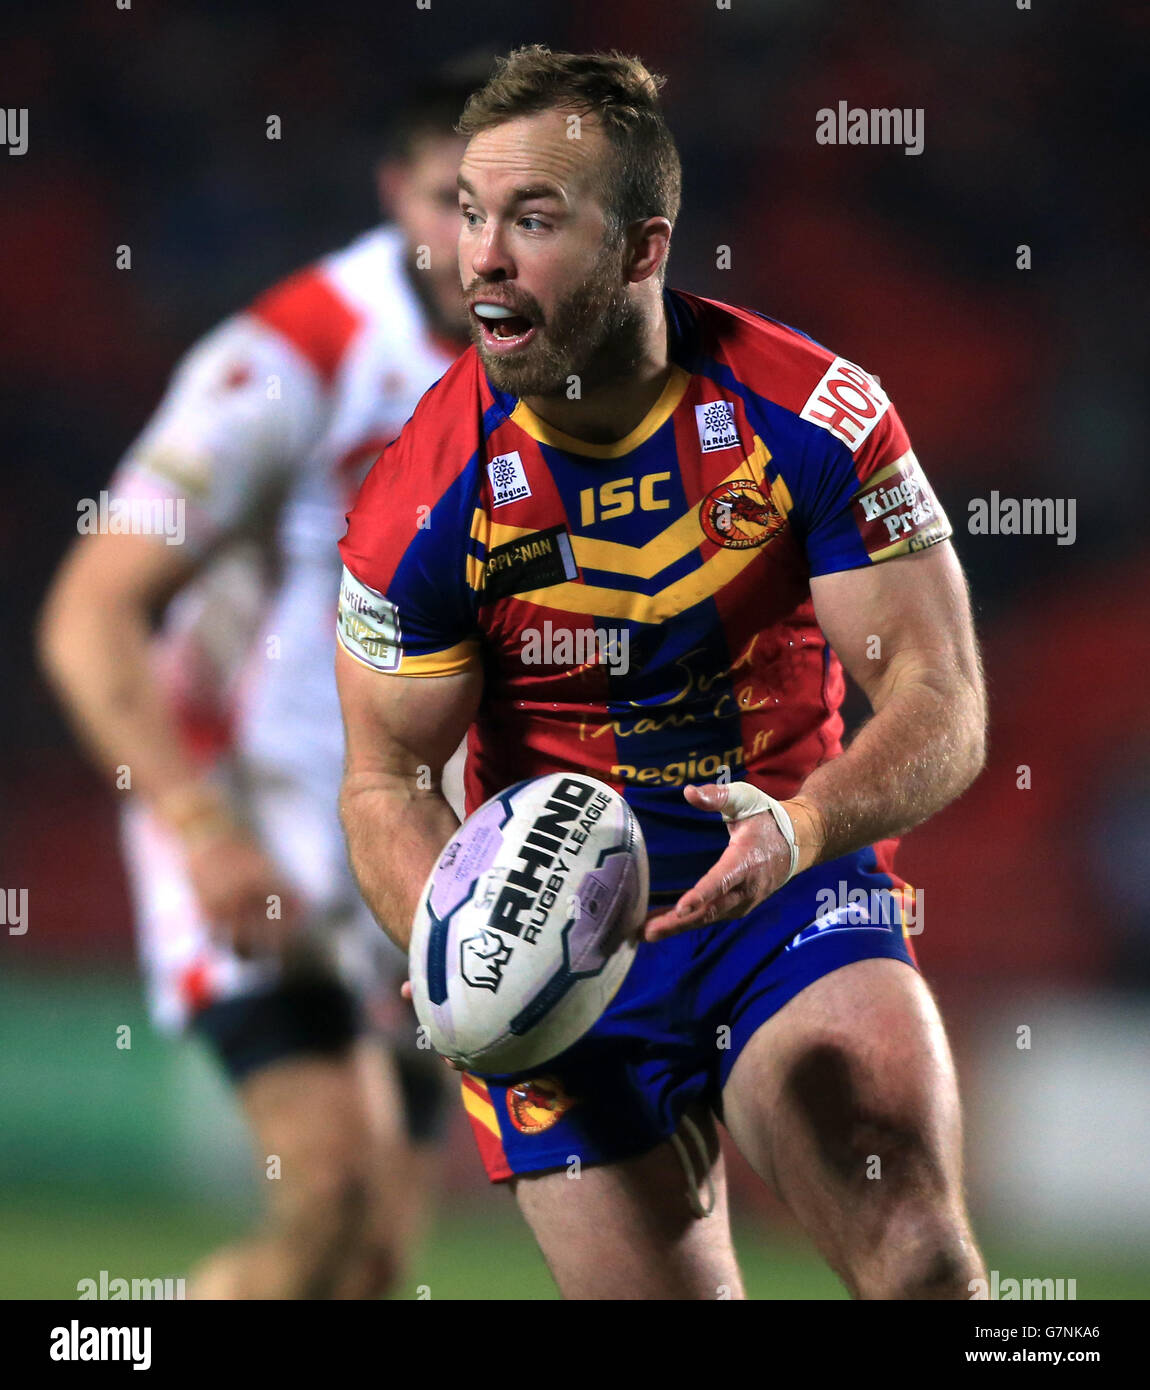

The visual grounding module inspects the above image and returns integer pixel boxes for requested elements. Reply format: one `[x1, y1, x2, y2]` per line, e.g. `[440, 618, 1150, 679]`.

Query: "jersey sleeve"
[787, 357, 952, 577]
[107, 313, 329, 555]
[337, 412, 482, 678]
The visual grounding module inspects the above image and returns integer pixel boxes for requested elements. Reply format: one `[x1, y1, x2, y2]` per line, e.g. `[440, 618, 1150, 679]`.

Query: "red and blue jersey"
[338, 289, 951, 897]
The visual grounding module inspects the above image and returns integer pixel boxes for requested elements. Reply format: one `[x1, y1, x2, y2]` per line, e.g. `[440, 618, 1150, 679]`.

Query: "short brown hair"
[457, 45, 682, 236]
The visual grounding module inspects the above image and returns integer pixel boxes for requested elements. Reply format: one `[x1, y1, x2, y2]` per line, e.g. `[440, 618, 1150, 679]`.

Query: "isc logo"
[579, 472, 671, 525]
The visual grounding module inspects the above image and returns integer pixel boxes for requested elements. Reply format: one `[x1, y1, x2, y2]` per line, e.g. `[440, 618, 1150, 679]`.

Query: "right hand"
[184, 830, 300, 960]
[155, 780, 300, 958]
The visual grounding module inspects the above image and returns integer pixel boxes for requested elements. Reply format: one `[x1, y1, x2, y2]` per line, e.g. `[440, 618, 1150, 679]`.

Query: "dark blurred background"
[2, 0, 1148, 1298]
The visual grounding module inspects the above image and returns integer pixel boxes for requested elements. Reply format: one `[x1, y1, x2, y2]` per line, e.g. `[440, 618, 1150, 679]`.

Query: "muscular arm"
[336, 643, 482, 951]
[646, 540, 986, 937]
[796, 538, 986, 861]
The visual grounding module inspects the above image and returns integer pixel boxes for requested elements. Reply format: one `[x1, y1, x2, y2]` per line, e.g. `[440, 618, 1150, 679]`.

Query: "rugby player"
[336, 46, 989, 1299]
[37, 63, 487, 1298]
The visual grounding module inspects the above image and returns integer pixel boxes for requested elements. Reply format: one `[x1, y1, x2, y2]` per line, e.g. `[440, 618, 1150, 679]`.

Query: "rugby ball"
[408, 773, 648, 1074]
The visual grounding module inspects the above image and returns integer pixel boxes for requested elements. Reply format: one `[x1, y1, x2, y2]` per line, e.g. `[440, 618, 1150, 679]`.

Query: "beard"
[466, 248, 647, 400]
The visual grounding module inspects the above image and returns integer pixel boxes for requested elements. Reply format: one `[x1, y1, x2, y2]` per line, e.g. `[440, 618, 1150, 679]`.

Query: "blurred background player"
[37, 56, 492, 1299]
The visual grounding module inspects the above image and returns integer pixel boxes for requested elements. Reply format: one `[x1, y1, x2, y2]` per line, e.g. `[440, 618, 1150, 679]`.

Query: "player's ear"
[624, 216, 672, 285]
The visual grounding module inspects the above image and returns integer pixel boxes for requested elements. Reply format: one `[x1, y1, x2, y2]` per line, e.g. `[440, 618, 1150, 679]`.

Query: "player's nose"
[469, 221, 514, 280]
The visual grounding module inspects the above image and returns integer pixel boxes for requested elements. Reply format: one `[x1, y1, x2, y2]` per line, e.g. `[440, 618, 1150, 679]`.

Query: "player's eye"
[460, 208, 481, 227]
[518, 216, 548, 231]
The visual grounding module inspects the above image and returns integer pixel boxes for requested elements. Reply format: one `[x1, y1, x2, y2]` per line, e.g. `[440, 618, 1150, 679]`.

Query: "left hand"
[642, 783, 823, 941]
[400, 978, 463, 1070]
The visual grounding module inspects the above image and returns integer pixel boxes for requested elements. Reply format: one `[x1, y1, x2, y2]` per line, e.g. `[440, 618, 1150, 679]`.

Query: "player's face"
[383, 132, 472, 337]
[457, 110, 644, 399]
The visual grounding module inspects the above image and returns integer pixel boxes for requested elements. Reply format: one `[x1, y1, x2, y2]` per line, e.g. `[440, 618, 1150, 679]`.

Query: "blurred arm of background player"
[337, 645, 481, 952]
[38, 530, 296, 956]
[37, 317, 326, 956]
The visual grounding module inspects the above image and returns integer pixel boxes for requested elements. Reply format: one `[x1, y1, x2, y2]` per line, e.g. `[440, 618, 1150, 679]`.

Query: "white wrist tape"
[719, 782, 800, 884]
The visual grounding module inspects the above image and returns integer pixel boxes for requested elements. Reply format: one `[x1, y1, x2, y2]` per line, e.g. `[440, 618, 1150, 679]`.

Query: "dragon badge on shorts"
[506, 1075, 578, 1134]
[700, 479, 787, 550]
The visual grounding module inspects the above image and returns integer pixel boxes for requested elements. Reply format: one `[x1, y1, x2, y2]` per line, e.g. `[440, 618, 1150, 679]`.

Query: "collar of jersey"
[506, 362, 690, 459]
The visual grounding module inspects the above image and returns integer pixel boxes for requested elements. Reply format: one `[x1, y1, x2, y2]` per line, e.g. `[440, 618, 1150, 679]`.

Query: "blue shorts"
[461, 847, 919, 1181]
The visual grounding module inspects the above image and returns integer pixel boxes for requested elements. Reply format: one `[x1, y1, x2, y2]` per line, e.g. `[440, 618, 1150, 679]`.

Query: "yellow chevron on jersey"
[511, 544, 766, 623]
[463, 437, 786, 614]
[569, 435, 780, 580]
[509, 365, 691, 458]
